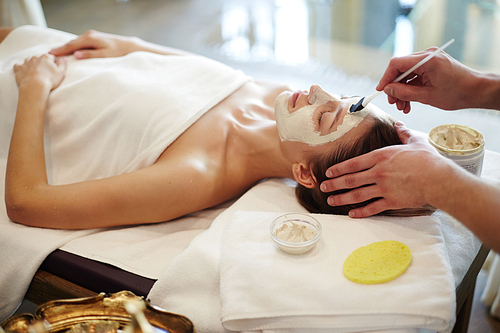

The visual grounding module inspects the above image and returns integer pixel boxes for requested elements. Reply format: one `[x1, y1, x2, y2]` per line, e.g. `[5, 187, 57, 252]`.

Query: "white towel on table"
[220, 211, 455, 333]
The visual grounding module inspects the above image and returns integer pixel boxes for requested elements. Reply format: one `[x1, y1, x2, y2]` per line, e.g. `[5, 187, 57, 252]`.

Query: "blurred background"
[2, 0, 500, 151]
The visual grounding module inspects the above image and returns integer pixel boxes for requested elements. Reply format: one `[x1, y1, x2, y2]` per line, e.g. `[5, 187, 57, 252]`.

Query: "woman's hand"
[49, 30, 140, 59]
[14, 54, 68, 90]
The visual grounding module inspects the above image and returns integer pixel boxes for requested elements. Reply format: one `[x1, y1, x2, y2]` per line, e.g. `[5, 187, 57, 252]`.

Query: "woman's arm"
[0, 27, 14, 44]
[6, 55, 219, 229]
[6, 55, 67, 222]
[49, 30, 194, 59]
[7, 155, 221, 229]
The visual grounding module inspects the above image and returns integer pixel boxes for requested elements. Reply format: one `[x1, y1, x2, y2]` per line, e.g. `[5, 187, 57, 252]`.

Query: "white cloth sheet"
[0, 159, 97, 319]
[220, 211, 455, 333]
[0, 25, 248, 320]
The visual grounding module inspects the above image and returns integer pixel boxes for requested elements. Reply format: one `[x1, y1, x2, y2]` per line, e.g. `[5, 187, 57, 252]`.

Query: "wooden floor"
[469, 270, 500, 332]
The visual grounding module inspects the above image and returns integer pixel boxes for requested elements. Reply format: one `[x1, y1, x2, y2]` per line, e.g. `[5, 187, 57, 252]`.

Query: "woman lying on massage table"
[4, 27, 429, 230]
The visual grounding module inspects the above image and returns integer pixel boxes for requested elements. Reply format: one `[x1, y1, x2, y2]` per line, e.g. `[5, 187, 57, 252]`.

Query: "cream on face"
[274, 85, 370, 146]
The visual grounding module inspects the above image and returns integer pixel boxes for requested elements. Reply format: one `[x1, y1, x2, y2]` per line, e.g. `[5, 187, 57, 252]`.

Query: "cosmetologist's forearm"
[426, 164, 500, 253]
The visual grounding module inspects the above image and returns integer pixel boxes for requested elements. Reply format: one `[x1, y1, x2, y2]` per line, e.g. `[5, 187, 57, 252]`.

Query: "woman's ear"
[292, 163, 317, 189]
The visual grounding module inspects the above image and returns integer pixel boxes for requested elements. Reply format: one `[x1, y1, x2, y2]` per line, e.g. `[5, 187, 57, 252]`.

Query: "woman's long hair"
[295, 115, 433, 216]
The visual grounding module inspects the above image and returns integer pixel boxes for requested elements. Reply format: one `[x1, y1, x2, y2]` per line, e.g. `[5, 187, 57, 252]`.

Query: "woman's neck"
[241, 120, 293, 179]
[213, 80, 296, 183]
[227, 118, 294, 181]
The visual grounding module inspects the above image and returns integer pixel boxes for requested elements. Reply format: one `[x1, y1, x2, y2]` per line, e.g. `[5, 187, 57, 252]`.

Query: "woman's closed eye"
[316, 109, 328, 123]
[317, 104, 345, 135]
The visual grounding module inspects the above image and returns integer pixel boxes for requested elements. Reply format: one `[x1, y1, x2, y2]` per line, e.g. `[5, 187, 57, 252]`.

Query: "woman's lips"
[292, 90, 300, 108]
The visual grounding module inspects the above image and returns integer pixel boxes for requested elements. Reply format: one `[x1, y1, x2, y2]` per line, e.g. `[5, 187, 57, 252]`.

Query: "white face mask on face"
[274, 87, 370, 146]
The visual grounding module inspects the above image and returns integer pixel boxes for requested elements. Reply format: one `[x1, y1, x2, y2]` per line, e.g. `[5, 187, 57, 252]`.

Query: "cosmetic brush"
[349, 39, 455, 113]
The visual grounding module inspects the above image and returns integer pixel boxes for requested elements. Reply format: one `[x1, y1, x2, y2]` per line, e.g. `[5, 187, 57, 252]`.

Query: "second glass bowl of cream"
[270, 213, 322, 255]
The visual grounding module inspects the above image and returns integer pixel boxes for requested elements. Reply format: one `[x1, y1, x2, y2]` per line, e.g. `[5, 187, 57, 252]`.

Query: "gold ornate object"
[2, 314, 35, 333]
[2, 291, 194, 333]
[67, 321, 119, 333]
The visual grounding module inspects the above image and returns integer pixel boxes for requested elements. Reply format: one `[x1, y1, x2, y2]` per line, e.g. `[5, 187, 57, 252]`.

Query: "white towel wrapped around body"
[0, 25, 249, 320]
[0, 25, 250, 184]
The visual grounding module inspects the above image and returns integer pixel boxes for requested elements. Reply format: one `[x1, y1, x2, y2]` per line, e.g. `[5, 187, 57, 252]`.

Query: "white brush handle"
[362, 91, 383, 107]
[392, 38, 455, 83]
[362, 39, 454, 108]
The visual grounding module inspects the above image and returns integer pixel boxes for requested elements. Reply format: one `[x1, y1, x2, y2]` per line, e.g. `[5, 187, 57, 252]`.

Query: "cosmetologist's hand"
[376, 48, 481, 113]
[320, 122, 454, 217]
[49, 30, 140, 59]
[14, 54, 68, 90]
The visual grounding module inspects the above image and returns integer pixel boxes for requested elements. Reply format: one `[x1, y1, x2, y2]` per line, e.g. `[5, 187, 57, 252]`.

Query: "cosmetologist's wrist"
[423, 157, 472, 209]
[472, 72, 500, 110]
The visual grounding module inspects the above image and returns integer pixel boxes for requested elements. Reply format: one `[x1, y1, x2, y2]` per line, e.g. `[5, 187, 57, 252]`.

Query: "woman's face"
[275, 84, 381, 162]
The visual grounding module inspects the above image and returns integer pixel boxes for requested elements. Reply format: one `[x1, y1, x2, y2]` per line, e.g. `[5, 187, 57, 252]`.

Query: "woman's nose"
[308, 85, 324, 104]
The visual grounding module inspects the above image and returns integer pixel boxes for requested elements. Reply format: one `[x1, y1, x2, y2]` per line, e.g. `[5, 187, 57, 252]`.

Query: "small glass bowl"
[270, 213, 322, 255]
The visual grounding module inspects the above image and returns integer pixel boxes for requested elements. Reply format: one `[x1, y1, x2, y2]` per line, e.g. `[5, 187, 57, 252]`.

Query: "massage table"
[16, 148, 500, 333]
[14, 145, 498, 332]
[3, 149, 497, 333]
[16, 146, 499, 333]
[4, 145, 498, 333]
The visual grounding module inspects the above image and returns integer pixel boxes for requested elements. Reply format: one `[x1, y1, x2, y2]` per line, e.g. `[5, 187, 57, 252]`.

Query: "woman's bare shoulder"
[0, 27, 15, 44]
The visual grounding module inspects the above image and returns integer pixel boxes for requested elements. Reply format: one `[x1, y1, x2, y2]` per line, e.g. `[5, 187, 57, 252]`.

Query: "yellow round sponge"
[343, 240, 412, 284]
